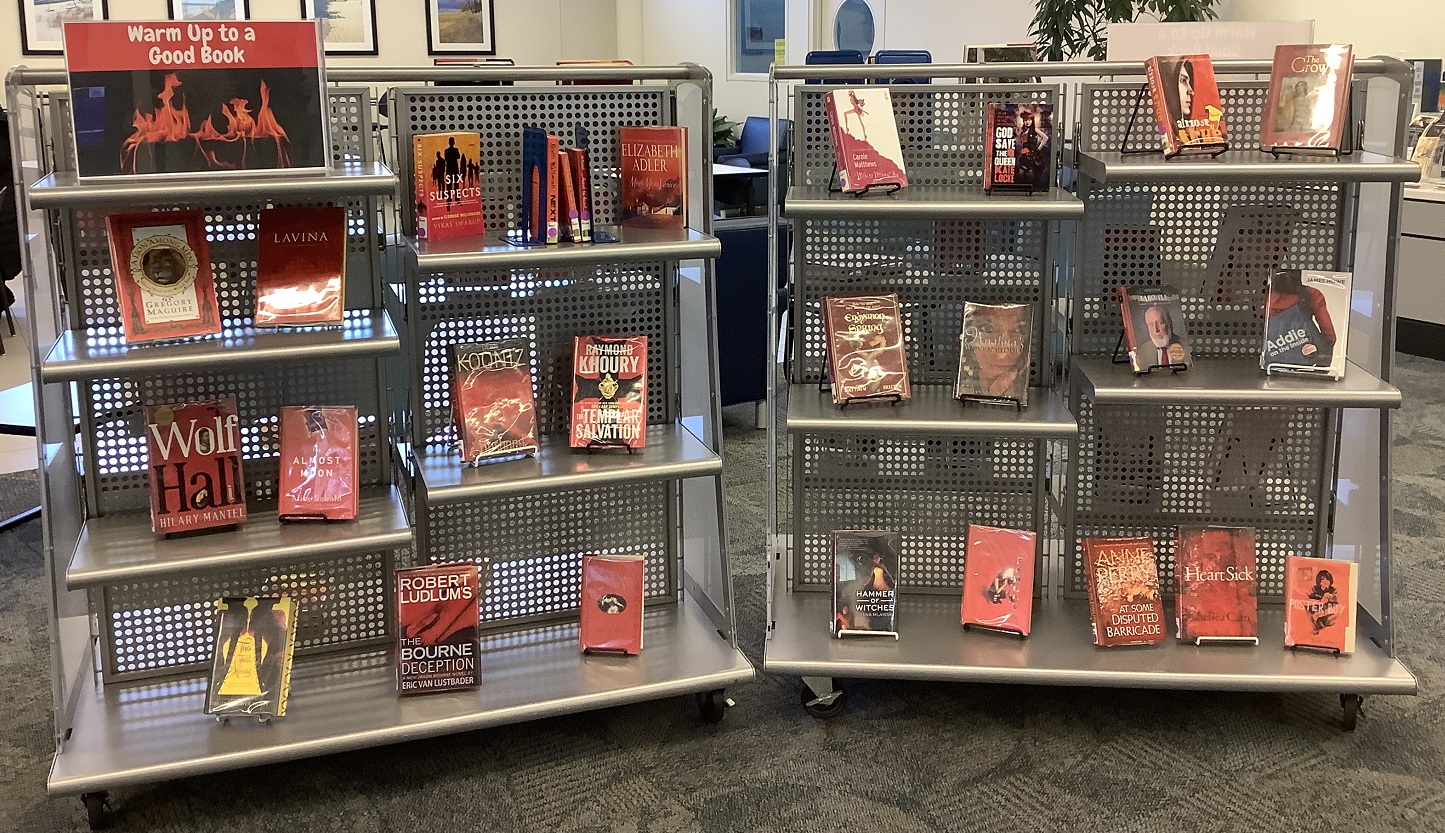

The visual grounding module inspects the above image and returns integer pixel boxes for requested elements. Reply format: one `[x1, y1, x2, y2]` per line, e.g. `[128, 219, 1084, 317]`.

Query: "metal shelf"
[40, 309, 399, 383]
[47, 593, 754, 796]
[1072, 357, 1402, 409]
[27, 162, 398, 209]
[1075, 150, 1421, 185]
[415, 424, 722, 506]
[785, 384, 1077, 438]
[765, 592, 1416, 694]
[65, 486, 411, 590]
[783, 185, 1083, 220]
[407, 227, 720, 271]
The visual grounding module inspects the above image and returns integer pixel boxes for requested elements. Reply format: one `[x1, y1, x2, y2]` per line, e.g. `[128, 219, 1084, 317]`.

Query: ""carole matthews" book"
[825, 88, 908, 194]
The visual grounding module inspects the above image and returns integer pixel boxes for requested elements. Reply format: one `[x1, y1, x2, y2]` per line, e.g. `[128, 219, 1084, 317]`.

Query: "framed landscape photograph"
[302, 0, 379, 55]
[426, 0, 495, 55]
[168, 0, 249, 21]
[19, 0, 108, 55]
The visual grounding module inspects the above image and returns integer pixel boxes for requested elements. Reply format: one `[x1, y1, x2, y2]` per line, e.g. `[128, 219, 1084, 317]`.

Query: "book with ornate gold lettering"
[1082, 536, 1167, 646]
[1174, 525, 1258, 642]
[206, 596, 298, 718]
[107, 210, 222, 344]
[451, 339, 539, 463]
[278, 405, 358, 520]
[570, 335, 647, 449]
[395, 563, 481, 693]
[823, 294, 911, 405]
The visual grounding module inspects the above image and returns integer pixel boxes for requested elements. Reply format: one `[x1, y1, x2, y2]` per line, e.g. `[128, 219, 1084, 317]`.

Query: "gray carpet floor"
[2, 356, 1444, 831]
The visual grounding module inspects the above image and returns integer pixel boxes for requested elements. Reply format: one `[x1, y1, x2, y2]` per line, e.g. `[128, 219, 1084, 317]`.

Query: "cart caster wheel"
[81, 792, 111, 830]
[696, 689, 730, 724]
[1340, 693, 1363, 731]
[800, 684, 845, 719]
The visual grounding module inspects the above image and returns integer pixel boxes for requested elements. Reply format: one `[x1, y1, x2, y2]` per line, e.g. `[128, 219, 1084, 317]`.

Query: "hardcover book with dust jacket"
[960, 524, 1036, 636]
[955, 302, 1032, 405]
[1261, 44, 1354, 152]
[983, 102, 1053, 192]
[106, 210, 222, 344]
[146, 398, 246, 535]
[1284, 555, 1357, 654]
[1262, 270, 1351, 379]
[832, 530, 900, 638]
[255, 205, 346, 327]
[1082, 536, 1167, 647]
[278, 405, 358, 521]
[620, 126, 687, 230]
[823, 294, 911, 405]
[1174, 525, 1259, 642]
[451, 339, 539, 464]
[570, 335, 647, 449]
[413, 132, 485, 241]
[825, 88, 908, 194]
[206, 596, 298, 718]
[1144, 54, 1227, 157]
[395, 563, 481, 693]
[1117, 285, 1192, 373]
[580, 554, 645, 655]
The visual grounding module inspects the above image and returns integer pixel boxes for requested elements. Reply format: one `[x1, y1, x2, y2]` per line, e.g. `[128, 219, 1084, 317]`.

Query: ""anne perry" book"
[255, 205, 346, 327]
[146, 398, 246, 535]
[960, 524, 1036, 636]
[395, 563, 481, 693]
[1082, 536, 1167, 647]
[825, 88, 908, 194]
[1174, 525, 1259, 643]
[570, 335, 647, 449]
[106, 210, 222, 344]
[823, 294, 911, 405]
[278, 405, 359, 521]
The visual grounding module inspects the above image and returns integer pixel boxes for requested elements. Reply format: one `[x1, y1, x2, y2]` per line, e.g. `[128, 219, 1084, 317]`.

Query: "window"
[731, 0, 785, 76]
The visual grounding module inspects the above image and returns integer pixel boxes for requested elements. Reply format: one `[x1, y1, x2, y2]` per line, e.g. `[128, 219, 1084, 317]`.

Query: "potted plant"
[1030, 0, 1220, 61]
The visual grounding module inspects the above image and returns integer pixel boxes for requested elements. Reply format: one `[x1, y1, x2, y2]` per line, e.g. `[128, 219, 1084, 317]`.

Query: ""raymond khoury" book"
[207, 595, 297, 718]
[278, 405, 358, 521]
[396, 562, 481, 693]
[832, 529, 900, 638]
[146, 398, 246, 534]
[571, 335, 647, 449]
[1174, 525, 1259, 643]
[451, 339, 539, 463]
[823, 294, 911, 405]
[1083, 536, 1166, 647]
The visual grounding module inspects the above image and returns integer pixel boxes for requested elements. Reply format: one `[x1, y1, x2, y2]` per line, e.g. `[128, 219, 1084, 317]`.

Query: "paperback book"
[982, 102, 1053, 192]
[146, 398, 246, 535]
[955, 302, 1031, 405]
[1082, 536, 1167, 647]
[1174, 525, 1259, 643]
[413, 132, 485, 241]
[824, 88, 908, 194]
[106, 210, 222, 344]
[1145, 54, 1227, 157]
[1261, 44, 1354, 153]
[557, 149, 582, 242]
[451, 339, 539, 463]
[255, 205, 346, 327]
[1284, 555, 1357, 654]
[1263, 270, 1351, 379]
[278, 405, 358, 521]
[570, 335, 647, 449]
[579, 554, 645, 655]
[822, 294, 911, 405]
[395, 563, 481, 693]
[520, 127, 559, 244]
[207, 596, 298, 718]
[960, 524, 1036, 636]
[619, 126, 687, 230]
[832, 530, 900, 638]
[1117, 284, 1192, 373]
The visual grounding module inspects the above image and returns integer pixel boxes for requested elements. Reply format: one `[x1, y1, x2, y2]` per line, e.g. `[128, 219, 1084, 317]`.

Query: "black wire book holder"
[1118, 83, 1228, 160]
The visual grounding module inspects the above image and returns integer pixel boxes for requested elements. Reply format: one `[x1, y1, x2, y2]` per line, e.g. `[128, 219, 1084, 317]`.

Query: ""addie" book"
[146, 398, 246, 535]
[825, 88, 908, 194]
[207, 596, 298, 718]
[451, 339, 539, 464]
[570, 335, 647, 450]
[955, 302, 1031, 405]
[1145, 54, 1227, 157]
[395, 563, 481, 693]
[832, 529, 900, 638]
[619, 126, 687, 230]
[823, 294, 911, 405]
[1284, 555, 1357, 654]
[579, 554, 645, 655]
[960, 524, 1036, 636]
[278, 405, 358, 521]
[1117, 284, 1192, 373]
[1261, 44, 1354, 153]
[413, 132, 485, 241]
[1174, 525, 1259, 643]
[1262, 270, 1351, 379]
[255, 205, 346, 327]
[106, 210, 222, 344]
[982, 102, 1053, 192]
[1082, 536, 1167, 647]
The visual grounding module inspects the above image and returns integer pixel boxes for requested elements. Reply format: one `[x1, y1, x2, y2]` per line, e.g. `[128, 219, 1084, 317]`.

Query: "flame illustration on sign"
[119, 73, 294, 173]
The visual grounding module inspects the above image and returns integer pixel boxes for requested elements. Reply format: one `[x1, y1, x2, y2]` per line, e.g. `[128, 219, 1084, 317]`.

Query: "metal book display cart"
[7, 62, 749, 829]
[763, 59, 1418, 725]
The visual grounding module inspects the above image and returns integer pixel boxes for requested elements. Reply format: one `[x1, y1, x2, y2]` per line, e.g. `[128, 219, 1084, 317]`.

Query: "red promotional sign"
[63, 21, 322, 73]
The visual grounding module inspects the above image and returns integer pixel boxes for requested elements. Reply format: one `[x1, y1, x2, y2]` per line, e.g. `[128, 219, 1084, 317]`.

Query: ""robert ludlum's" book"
[1083, 536, 1167, 647]
[1284, 555, 1357, 654]
[207, 596, 298, 718]
[823, 294, 911, 405]
[146, 398, 246, 535]
[571, 335, 647, 450]
[1174, 525, 1259, 643]
[395, 563, 481, 694]
[956, 301, 1032, 405]
[413, 132, 485, 241]
[832, 529, 900, 638]
[619, 126, 687, 230]
[580, 554, 646, 655]
[825, 88, 908, 194]
[255, 206, 346, 327]
[1262, 269, 1351, 379]
[1117, 284, 1192, 374]
[278, 405, 358, 521]
[1144, 54, 1227, 157]
[960, 524, 1036, 636]
[982, 102, 1053, 192]
[106, 210, 222, 344]
[451, 339, 539, 464]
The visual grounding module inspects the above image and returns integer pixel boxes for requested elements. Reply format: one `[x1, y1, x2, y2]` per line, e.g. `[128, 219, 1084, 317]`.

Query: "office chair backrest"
[805, 50, 865, 84]
[870, 49, 932, 84]
[737, 117, 771, 156]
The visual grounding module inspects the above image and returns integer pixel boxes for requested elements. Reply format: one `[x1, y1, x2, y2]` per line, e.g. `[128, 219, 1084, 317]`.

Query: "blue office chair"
[716, 117, 788, 169]
[870, 49, 932, 84]
[805, 50, 865, 84]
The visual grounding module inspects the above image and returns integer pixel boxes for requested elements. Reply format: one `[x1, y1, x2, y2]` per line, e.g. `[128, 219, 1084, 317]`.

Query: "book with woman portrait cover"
[960, 525, 1036, 636]
[1174, 525, 1258, 643]
[982, 102, 1053, 192]
[395, 563, 481, 693]
[451, 339, 539, 463]
[412, 132, 484, 240]
[278, 405, 358, 521]
[1117, 285, 1192, 374]
[207, 596, 298, 718]
[1262, 270, 1351, 379]
[1082, 536, 1166, 647]
[107, 210, 222, 344]
[956, 302, 1031, 405]
[832, 530, 900, 638]
[1261, 44, 1354, 152]
[1284, 555, 1357, 654]
[1144, 54, 1227, 157]
[823, 294, 911, 405]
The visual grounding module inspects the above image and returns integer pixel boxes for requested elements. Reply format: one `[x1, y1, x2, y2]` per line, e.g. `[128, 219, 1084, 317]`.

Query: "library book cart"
[762, 58, 1419, 727]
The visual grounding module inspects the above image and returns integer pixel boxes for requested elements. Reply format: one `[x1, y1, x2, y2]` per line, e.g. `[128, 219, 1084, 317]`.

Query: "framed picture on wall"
[426, 0, 496, 55]
[302, 0, 379, 55]
[19, 0, 108, 55]
[168, 0, 250, 21]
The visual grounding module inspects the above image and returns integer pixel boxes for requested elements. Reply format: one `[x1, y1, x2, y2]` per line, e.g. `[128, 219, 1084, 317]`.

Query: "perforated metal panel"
[393, 86, 670, 235]
[422, 482, 672, 629]
[101, 550, 391, 682]
[1080, 81, 1269, 155]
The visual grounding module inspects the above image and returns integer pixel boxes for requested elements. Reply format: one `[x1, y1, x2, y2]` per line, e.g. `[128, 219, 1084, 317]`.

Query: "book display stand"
[763, 59, 1419, 726]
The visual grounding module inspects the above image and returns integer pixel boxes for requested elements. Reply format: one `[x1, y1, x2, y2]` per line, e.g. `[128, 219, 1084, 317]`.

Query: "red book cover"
[822, 294, 911, 405]
[412, 132, 485, 241]
[557, 148, 582, 242]
[1174, 525, 1259, 642]
[1082, 536, 1167, 646]
[1284, 555, 1357, 654]
[580, 554, 645, 655]
[451, 338, 539, 463]
[619, 126, 687, 230]
[277, 405, 358, 521]
[1261, 45, 1354, 151]
[395, 563, 480, 693]
[64, 20, 329, 179]
[570, 335, 647, 449]
[567, 147, 593, 241]
[983, 102, 1053, 192]
[824, 88, 908, 193]
[255, 205, 345, 327]
[106, 210, 222, 344]
[145, 398, 247, 534]
[1145, 54, 1227, 157]
[960, 524, 1036, 636]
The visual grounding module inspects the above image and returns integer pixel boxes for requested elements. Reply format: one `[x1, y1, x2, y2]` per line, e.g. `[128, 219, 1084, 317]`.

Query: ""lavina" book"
[254, 205, 347, 327]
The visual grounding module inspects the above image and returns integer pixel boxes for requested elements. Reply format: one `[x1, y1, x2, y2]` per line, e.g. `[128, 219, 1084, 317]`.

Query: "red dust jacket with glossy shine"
[107, 210, 222, 344]
[580, 554, 645, 655]
[278, 406, 358, 520]
[1083, 536, 1166, 646]
[1174, 525, 1259, 641]
[146, 398, 247, 534]
[823, 294, 911, 405]
[255, 206, 346, 327]
[1284, 555, 1357, 654]
[451, 339, 539, 463]
[570, 335, 647, 449]
[395, 563, 481, 694]
[960, 524, 1036, 636]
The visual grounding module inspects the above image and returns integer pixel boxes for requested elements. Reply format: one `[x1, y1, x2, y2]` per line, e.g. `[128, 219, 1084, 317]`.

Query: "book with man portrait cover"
[983, 102, 1053, 192]
[960, 524, 1036, 636]
[825, 88, 908, 194]
[1117, 284, 1192, 374]
[1263, 269, 1351, 379]
[832, 530, 900, 638]
[580, 554, 646, 655]
[146, 398, 247, 535]
[278, 405, 358, 521]
[1083, 536, 1167, 647]
[620, 126, 687, 230]
[570, 335, 647, 449]
[395, 563, 481, 693]
[255, 205, 346, 327]
[451, 339, 539, 463]
[1261, 44, 1354, 152]
[1144, 54, 1227, 157]
[1284, 555, 1357, 654]
[207, 595, 298, 717]
[106, 210, 222, 344]
[823, 294, 911, 405]
[413, 132, 485, 240]
[1174, 525, 1259, 642]
[956, 301, 1032, 405]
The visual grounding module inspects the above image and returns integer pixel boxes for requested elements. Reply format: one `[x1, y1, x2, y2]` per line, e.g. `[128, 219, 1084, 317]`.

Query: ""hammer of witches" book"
[832, 529, 900, 638]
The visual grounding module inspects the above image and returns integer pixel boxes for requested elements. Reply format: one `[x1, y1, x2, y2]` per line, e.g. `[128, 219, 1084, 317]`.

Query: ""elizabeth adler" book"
[395, 563, 481, 694]
[146, 398, 246, 535]
[619, 126, 687, 230]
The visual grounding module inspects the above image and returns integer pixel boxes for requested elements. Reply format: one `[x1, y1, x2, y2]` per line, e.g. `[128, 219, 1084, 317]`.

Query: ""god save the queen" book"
[1082, 536, 1167, 647]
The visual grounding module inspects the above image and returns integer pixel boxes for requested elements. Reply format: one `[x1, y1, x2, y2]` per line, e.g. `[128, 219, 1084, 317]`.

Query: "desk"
[1398, 181, 1445, 359]
[0, 382, 37, 531]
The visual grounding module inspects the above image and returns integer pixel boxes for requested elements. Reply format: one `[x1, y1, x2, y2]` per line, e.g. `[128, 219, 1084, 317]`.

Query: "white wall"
[1223, 0, 1440, 60]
